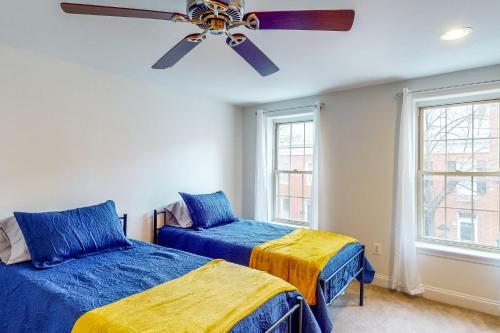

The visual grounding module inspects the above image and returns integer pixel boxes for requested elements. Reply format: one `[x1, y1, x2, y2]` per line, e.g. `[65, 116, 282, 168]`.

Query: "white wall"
[0, 45, 243, 241]
[242, 64, 500, 316]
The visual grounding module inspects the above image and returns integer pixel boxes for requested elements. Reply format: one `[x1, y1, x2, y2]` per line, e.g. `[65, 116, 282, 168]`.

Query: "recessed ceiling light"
[441, 27, 472, 41]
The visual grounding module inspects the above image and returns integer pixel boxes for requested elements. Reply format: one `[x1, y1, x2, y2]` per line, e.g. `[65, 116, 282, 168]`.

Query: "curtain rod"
[255, 104, 318, 115]
[403, 78, 500, 95]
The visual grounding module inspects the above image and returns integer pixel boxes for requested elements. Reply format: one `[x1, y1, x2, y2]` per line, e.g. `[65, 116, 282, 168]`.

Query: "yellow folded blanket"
[72, 259, 297, 333]
[249, 228, 358, 305]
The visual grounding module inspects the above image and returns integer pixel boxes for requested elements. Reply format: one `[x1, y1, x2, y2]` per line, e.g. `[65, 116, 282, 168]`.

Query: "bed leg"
[359, 245, 365, 306]
[297, 296, 303, 333]
[319, 279, 327, 304]
[123, 214, 128, 236]
[153, 210, 158, 245]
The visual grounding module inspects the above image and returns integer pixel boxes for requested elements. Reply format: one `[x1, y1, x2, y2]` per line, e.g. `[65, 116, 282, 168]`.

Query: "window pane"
[278, 124, 291, 148]
[447, 176, 472, 209]
[447, 104, 473, 140]
[423, 207, 446, 238]
[460, 223, 474, 242]
[278, 148, 290, 170]
[290, 173, 303, 197]
[474, 138, 499, 172]
[473, 176, 500, 211]
[305, 122, 314, 146]
[447, 139, 473, 172]
[447, 139, 473, 154]
[457, 211, 475, 242]
[291, 148, 305, 171]
[290, 197, 303, 221]
[423, 175, 445, 207]
[291, 123, 305, 146]
[305, 148, 313, 171]
[423, 140, 446, 171]
[304, 198, 312, 222]
[445, 208, 469, 242]
[475, 211, 500, 247]
[278, 173, 289, 196]
[474, 102, 499, 139]
[424, 107, 446, 140]
[303, 174, 312, 198]
[278, 196, 290, 219]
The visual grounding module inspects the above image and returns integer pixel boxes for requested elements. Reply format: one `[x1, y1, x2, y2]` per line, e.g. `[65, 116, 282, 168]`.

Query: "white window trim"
[266, 219, 303, 229]
[416, 241, 500, 267]
[271, 114, 314, 227]
[416, 94, 500, 255]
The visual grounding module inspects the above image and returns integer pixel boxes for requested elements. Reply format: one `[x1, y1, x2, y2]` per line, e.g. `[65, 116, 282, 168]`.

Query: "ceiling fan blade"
[152, 34, 204, 69]
[60, 2, 186, 21]
[244, 10, 355, 31]
[226, 34, 279, 77]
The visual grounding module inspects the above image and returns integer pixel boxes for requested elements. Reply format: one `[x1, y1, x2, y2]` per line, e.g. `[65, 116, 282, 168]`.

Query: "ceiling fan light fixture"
[441, 27, 472, 41]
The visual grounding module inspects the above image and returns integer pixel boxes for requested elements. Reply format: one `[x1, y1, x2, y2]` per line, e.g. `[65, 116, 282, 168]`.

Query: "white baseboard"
[372, 274, 499, 317]
[373, 273, 392, 289]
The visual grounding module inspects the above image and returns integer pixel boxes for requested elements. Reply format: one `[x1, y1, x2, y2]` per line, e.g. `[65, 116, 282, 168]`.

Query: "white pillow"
[166, 201, 193, 228]
[163, 210, 180, 227]
[0, 217, 31, 264]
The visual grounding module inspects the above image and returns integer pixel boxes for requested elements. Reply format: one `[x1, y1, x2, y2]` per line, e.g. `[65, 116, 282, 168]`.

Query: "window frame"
[417, 98, 500, 253]
[272, 119, 313, 227]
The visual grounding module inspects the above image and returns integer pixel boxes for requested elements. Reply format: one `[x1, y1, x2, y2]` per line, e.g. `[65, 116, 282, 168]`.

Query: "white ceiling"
[1, 1, 500, 105]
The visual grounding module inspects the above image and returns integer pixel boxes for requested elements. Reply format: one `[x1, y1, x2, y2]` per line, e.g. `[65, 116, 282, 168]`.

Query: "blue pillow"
[14, 200, 132, 268]
[179, 191, 237, 229]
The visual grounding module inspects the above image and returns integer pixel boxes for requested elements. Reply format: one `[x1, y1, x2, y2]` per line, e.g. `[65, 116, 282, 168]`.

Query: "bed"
[154, 214, 376, 333]
[1, 203, 320, 333]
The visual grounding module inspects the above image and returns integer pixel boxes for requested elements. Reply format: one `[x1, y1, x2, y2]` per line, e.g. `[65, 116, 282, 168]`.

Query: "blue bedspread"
[0, 240, 320, 333]
[158, 219, 376, 333]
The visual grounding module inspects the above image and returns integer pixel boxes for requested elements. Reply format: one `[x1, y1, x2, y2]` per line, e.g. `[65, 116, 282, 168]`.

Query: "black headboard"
[119, 214, 128, 237]
[153, 209, 167, 245]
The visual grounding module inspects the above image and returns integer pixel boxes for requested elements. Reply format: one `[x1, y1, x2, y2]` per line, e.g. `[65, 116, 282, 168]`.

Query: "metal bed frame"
[150, 210, 303, 332]
[153, 209, 365, 307]
[119, 214, 128, 236]
[265, 296, 303, 333]
[320, 246, 365, 306]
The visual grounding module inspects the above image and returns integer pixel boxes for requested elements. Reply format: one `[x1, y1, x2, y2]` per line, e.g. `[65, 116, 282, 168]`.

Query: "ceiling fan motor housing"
[187, 0, 245, 33]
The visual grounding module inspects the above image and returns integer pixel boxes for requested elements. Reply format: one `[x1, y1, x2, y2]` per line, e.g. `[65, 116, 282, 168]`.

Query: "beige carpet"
[330, 282, 500, 333]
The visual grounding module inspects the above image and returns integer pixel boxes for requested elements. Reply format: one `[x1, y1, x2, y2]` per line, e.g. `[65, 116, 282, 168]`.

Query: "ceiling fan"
[61, 1, 355, 77]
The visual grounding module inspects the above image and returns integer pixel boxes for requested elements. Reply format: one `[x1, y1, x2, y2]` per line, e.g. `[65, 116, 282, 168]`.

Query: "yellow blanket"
[72, 259, 297, 333]
[249, 228, 358, 305]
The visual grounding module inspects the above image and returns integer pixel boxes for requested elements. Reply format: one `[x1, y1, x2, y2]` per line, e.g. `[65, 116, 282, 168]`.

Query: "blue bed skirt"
[0, 240, 320, 333]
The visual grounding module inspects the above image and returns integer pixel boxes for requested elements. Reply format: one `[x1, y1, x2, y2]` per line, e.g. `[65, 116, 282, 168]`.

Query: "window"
[419, 100, 500, 251]
[274, 121, 314, 227]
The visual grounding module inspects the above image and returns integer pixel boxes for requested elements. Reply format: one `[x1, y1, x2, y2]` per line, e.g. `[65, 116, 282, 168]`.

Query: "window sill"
[416, 241, 500, 267]
[268, 220, 305, 229]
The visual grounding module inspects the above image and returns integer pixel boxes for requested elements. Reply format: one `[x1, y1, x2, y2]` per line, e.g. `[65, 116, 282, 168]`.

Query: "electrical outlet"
[373, 243, 382, 255]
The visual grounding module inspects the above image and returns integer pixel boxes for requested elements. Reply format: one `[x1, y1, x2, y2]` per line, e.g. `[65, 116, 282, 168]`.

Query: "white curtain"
[310, 103, 323, 230]
[391, 88, 425, 295]
[254, 110, 269, 221]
